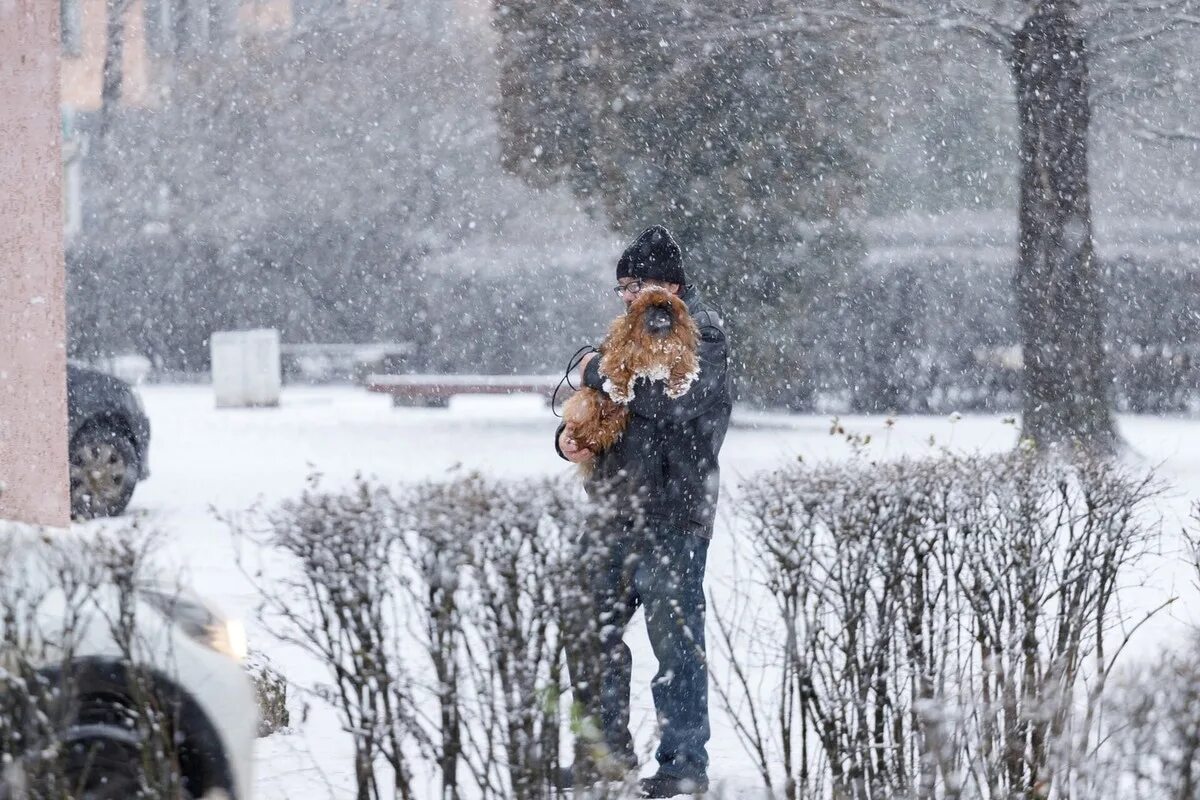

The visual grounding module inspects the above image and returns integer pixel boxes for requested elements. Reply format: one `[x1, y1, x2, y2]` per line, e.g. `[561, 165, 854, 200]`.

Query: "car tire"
[70, 424, 140, 519]
[63, 736, 144, 800]
[60, 694, 193, 800]
[61, 736, 193, 800]
[2, 729, 192, 800]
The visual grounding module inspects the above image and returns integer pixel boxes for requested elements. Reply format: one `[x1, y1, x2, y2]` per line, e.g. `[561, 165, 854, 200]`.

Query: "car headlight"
[140, 586, 248, 663]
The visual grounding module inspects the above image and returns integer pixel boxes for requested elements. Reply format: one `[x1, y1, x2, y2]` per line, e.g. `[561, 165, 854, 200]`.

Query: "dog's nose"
[644, 306, 673, 336]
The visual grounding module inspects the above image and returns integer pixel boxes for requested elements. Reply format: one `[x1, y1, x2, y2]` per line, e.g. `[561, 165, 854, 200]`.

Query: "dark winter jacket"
[556, 285, 732, 538]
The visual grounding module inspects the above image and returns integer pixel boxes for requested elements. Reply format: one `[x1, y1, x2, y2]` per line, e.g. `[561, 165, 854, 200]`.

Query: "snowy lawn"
[85, 384, 1200, 799]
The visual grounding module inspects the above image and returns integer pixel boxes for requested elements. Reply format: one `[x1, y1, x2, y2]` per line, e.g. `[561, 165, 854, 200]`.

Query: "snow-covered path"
[86, 385, 1200, 799]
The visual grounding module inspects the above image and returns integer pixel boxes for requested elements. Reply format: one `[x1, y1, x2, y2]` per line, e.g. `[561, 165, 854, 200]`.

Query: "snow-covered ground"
[87, 384, 1200, 799]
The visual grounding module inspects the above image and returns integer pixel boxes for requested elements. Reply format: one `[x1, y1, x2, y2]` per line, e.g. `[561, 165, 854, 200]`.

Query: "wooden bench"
[366, 373, 564, 407]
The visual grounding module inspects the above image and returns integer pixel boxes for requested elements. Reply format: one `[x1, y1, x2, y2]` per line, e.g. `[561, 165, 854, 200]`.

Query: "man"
[555, 225, 732, 797]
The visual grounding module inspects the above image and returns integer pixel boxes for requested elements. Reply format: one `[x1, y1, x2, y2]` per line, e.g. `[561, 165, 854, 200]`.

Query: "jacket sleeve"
[629, 323, 729, 423]
[557, 348, 601, 461]
[582, 356, 606, 391]
[553, 421, 569, 460]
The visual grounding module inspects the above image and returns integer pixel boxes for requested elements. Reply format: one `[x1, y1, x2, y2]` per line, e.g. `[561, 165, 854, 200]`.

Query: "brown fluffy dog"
[562, 288, 700, 474]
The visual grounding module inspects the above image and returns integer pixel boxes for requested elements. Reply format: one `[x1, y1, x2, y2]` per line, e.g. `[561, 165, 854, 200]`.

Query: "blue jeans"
[567, 524, 710, 780]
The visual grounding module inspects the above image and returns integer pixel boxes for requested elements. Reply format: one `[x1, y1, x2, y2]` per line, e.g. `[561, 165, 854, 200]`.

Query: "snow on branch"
[796, 0, 1200, 55]
[1094, 7, 1200, 52]
[772, 0, 1018, 51]
[1087, 0, 1193, 26]
[713, 451, 1165, 798]
[1128, 117, 1200, 143]
[1104, 94, 1200, 144]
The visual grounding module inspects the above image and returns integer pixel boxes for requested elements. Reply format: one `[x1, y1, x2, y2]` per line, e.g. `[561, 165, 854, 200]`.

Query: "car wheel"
[63, 695, 192, 800]
[70, 425, 139, 519]
[62, 737, 193, 800]
[63, 737, 143, 799]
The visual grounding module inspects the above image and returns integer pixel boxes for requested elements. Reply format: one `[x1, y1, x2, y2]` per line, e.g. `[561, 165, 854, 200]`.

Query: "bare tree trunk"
[1011, 1, 1116, 452]
[99, 0, 131, 136]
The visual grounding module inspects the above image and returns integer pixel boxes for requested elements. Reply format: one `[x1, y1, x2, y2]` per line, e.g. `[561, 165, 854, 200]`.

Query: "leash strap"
[551, 345, 598, 418]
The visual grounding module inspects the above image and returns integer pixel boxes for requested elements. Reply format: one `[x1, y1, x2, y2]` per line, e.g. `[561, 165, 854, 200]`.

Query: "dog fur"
[562, 288, 700, 474]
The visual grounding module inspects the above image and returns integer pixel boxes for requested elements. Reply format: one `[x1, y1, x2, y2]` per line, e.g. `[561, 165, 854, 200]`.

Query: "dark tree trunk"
[99, 0, 130, 136]
[1011, 2, 1116, 451]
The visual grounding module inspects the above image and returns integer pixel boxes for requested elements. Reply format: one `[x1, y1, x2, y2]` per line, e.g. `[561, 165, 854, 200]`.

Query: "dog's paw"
[603, 378, 634, 405]
[665, 363, 700, 399]
[664, 382, 690, 399]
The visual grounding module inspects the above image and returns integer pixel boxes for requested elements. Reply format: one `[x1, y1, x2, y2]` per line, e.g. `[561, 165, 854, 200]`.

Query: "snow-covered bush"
[1088, 631, 1200, 800]
[0, 527, 192, 799]
[408, 475, 583, 799]
[243, 474, 597, 800]
[237, 480, 423, 799]
[714, 451, 1160, 800]
[1033, 500, 1200, 800]
[246, 651, 290, 738]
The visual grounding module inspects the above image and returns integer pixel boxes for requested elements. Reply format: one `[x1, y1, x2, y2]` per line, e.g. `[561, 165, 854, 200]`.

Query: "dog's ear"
[599, 324, 639, 402]
[667, 294, 700, 347]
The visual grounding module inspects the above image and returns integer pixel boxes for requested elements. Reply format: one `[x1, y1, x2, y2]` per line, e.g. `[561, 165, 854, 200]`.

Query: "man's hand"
[558, 426, 594, 464]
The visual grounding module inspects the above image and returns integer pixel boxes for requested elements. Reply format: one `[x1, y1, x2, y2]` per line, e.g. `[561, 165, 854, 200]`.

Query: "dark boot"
[556, 752, 638, 790]
[638, 772, 708, 798]
[555, 764, 588, 790]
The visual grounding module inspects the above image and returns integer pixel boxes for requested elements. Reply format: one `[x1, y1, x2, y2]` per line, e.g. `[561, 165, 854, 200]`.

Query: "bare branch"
[1084, 0, 1193, 27]
[853, 0, 1017, 47]
[675, 1, 1016, 53]
[1130, 120, 1200, 143]
[1112, 108, 1200, 143]
[1094, 11, 1200, 52]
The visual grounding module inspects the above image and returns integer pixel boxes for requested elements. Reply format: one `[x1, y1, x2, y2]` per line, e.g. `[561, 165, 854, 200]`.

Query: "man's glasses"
[612, 279, 647, 297]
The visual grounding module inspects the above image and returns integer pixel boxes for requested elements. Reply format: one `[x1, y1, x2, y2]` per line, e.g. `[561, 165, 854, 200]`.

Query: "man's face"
[615, 277, 681, 309]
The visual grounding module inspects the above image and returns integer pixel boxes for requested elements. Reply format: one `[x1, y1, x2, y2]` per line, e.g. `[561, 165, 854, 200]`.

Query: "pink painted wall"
[0, 0, 69, 527]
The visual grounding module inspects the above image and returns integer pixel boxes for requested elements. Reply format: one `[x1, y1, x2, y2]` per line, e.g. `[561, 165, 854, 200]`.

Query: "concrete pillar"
[0, 0, 69, 527]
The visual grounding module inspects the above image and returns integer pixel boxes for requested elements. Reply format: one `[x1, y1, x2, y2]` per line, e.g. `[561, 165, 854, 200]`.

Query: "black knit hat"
[616, 225, 685, 285]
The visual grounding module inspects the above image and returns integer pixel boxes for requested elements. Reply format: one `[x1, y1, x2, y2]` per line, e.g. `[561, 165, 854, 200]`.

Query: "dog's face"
[629, 288, 687, 341]
[598, 285, 700, 404]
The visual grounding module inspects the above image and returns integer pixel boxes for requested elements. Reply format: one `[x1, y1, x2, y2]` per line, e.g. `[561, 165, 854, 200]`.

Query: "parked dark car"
[66, 364, 151, 519]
